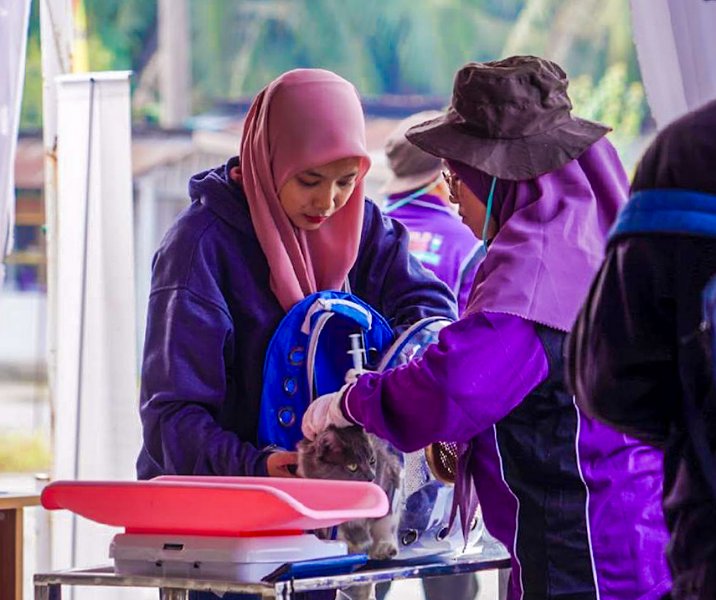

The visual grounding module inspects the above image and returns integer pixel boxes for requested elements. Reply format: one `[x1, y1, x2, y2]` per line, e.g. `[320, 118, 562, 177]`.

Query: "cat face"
[297, 426, 377, 482]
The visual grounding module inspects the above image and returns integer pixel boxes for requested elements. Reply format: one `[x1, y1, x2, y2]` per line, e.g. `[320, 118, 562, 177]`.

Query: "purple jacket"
[344, 311, 671, 600]
[136, 159, 456, 480]
[568, 234, 716, 599]
[384, 194, 481, 314]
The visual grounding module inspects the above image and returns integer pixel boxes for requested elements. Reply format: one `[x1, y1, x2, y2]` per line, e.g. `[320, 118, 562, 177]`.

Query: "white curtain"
[630, 0, 716, 129]
[0, 0, 32, 287]
[53, 72, 141, 599]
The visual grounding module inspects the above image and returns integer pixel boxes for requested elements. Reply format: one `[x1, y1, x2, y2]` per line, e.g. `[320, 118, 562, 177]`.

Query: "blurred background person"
[381, 111, 482, 315]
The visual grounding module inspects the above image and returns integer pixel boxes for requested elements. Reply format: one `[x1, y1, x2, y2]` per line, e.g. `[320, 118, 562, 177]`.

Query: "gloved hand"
[301, 382, 355, 440]
[344, 367, 370, 385]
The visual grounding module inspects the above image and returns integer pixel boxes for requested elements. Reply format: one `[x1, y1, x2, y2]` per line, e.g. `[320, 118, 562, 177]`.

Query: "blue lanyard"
[383, 178, 441, 214]
[482, 177, 497, 247]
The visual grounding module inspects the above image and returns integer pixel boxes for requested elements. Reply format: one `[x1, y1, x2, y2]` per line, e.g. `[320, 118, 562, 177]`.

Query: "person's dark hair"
[631, 99, 716, 195]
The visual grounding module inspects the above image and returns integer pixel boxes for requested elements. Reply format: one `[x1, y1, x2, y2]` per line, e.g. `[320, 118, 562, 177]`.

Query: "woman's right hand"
[266, 451, 299, 477]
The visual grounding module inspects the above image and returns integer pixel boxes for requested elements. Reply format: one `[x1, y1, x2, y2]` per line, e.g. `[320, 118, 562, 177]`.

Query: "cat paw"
[369, 540, 398, 560]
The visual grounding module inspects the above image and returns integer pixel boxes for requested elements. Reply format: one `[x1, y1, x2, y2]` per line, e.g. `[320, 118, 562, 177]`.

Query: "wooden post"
[0, 494, 41, 600]
[0, 508, 21, 600]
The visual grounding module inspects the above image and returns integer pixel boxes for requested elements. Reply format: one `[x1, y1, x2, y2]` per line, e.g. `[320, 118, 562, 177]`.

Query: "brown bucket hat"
[405, 55, 611, 181]
[380, 110, 444, 196]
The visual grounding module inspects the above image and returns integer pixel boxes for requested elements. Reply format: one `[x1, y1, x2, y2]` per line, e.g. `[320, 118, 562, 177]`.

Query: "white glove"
[344, 368, 370, 385]
[301, 383, 355, 440]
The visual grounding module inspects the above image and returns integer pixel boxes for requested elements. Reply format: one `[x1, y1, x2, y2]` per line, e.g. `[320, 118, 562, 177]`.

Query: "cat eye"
[346, 463, 359, 472]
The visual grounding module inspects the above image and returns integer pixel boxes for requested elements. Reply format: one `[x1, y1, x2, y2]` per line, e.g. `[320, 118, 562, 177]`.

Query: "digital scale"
[41, 475, 388, 583]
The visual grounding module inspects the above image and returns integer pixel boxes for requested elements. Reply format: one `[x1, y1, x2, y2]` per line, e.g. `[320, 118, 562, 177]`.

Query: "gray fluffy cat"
[297, 426, 403, 560]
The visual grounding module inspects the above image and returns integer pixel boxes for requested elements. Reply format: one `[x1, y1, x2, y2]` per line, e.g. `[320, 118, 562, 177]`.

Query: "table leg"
[497, 567, 511, 600]
[34, 583, 61, 600]
[34, 583, 49, 600]
[160, 588, 190, 600]
[0, 507, 23, 600]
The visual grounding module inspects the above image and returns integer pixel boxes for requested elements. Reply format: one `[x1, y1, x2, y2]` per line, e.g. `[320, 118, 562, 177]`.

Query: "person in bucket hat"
[303, 55, 671, 600]
[406, 55, 610, 180]
[381, 111, 482, 315]
[381, 110, 445, 196]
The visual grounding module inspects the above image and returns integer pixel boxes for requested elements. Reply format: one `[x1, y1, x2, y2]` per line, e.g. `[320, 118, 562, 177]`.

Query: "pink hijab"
[239, 69, 371, 311]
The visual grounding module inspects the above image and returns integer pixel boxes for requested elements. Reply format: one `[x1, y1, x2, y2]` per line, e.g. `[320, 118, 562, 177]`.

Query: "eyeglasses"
[441, 170, 460, 199]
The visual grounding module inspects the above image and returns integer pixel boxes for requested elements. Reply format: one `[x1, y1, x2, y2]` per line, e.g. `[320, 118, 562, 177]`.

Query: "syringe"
[347, 333, 366, 374]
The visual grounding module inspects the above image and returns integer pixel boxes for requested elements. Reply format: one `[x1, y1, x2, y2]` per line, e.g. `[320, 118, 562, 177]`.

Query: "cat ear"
[317, 428, 340, 458]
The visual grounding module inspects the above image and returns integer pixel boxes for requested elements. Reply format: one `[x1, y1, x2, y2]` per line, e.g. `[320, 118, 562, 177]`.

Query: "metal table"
[34, 542, 511, 599]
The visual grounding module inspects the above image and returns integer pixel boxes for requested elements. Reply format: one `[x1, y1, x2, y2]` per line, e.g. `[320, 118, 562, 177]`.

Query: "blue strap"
[609, 189, 716, 241]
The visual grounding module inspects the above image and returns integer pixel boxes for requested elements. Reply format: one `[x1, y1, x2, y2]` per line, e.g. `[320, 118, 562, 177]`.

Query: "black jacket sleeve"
[567, 238, 680, 446]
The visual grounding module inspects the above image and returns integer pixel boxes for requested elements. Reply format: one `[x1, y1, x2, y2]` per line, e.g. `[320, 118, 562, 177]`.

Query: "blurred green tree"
[20, 0, 649, 146]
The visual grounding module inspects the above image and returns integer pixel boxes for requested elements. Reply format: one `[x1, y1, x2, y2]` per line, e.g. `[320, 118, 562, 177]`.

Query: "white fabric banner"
[0, 0, 32, 287]
[630, 0, 716, 129]
[53, 73, 140, 599]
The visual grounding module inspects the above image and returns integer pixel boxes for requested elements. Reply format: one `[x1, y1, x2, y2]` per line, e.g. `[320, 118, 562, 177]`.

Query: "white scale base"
[110, 532, 347, 583]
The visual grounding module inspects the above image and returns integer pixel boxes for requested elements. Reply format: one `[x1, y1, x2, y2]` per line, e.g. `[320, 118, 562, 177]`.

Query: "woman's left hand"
[301, 383, 354, 440]
[266, 451, 299, 477]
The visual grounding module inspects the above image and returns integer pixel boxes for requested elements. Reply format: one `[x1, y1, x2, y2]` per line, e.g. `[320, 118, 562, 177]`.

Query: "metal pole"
[34, 583, 49, 600]
[40, 3, 72, 594]
[263, 586, 282, 600]
[158, 0, 191, 128]
[69, 76, 96, 572]
[34, 473, 52, 573]
[39, 0, 72, 508]
[498, 567, 511, 600]
[160, 588, 190, 600]
[34, 582, 61, 600]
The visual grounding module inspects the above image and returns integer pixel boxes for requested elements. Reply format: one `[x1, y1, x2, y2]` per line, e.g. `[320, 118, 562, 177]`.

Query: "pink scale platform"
[41, 475, 389, 535]
[41, 476, 389, 582]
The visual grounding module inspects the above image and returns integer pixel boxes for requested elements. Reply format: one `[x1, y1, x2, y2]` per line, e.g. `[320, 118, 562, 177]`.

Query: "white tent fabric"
[0, 0, 32, 287]
[630, 0, 716, 129]
[52, 73, 140, 599]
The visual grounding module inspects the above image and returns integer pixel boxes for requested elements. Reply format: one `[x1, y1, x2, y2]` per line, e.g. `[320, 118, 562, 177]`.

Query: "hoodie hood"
[188, 157, 256, 235]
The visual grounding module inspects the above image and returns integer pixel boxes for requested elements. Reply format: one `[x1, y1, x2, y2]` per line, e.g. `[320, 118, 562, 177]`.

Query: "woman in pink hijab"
[136, 68, 455, 484]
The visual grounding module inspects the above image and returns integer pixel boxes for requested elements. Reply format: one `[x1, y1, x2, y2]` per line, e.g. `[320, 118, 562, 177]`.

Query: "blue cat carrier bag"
[258, 292, 484, 556]
[257, 290, 394, 450]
